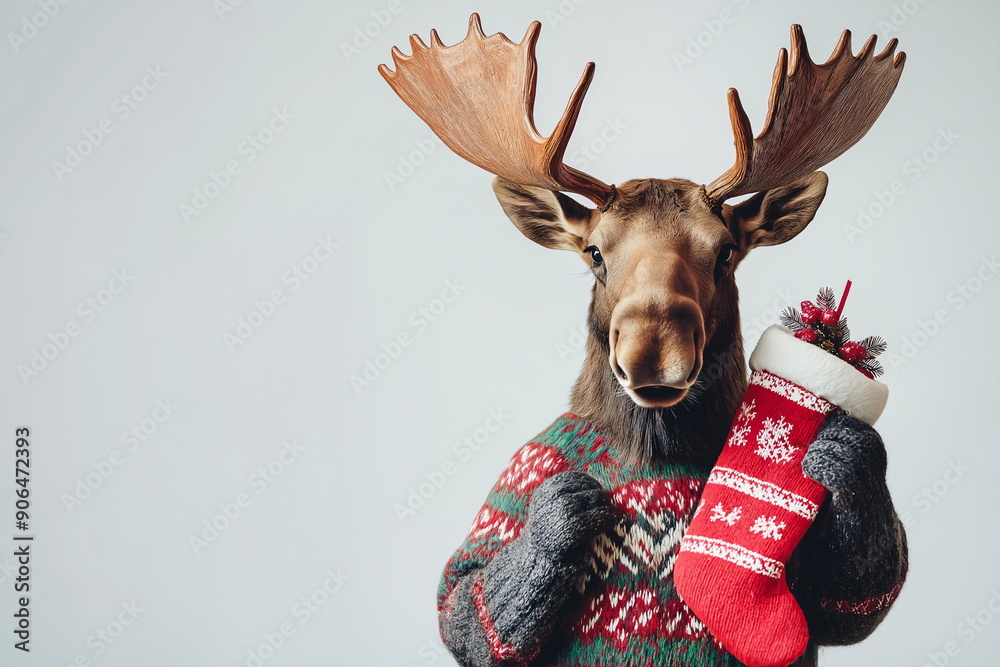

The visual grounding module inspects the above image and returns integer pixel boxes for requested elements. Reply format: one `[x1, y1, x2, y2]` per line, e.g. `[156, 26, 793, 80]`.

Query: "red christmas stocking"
[674, 325, 888, 667]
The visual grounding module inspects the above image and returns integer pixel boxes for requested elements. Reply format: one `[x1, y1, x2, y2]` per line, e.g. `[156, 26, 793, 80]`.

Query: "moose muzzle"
[608, 254, 705, 408]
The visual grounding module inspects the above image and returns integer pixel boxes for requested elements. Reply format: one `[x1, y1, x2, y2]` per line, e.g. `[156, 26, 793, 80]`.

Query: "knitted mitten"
[441, 472, 619, 665]
[796, 412, 908, 644]
[674, 325, 889, 667]
[802, 413, 890, 514]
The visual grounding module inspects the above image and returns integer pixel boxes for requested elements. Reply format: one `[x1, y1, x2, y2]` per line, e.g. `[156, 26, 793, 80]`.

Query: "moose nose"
[609, 299, 704, 408]
[613, 329, 700, 387]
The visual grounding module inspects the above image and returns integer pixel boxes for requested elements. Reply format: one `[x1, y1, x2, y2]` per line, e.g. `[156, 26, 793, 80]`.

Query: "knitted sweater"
[437, 413, 907, 666]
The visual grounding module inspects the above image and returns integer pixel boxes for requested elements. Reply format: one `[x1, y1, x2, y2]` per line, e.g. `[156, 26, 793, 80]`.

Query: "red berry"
[839, 341, 867, 362]
[800, 301, 820, 324]
[821, 309, 838, 325]
[795, 328, 817, 343]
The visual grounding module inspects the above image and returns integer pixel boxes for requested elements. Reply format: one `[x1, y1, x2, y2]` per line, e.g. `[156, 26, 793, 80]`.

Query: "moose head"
[380, 15, 904, 460]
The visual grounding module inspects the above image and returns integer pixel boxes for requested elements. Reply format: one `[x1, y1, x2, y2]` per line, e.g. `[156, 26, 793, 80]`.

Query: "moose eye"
[717, 245, 735, 267]
[587, 246, 603, 266]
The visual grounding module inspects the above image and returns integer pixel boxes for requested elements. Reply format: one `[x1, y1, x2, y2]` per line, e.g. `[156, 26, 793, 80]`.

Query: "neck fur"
[569, 312, 747, 466]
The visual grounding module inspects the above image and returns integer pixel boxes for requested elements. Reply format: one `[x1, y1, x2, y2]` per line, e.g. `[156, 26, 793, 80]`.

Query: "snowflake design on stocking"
[708, 503, 742, 526]
[728, 400, 756, 447]
[755, 416, 796, 464]
[750, 515, 786, 540]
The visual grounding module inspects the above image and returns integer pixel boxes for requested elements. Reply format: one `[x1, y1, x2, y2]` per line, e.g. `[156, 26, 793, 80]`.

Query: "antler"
[378, 14, 614, 207]
[706, 25, 905, 204]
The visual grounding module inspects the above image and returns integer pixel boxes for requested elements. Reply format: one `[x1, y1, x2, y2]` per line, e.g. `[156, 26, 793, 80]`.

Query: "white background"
[1, 0, 997, 665]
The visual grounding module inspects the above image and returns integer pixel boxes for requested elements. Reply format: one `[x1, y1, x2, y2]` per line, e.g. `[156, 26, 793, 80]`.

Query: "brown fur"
[493, 173, 828, 465]
[570, 179, 745, 463]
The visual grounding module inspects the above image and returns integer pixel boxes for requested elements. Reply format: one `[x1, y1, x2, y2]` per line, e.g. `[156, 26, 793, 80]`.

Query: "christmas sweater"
[437, 413, 906, 667]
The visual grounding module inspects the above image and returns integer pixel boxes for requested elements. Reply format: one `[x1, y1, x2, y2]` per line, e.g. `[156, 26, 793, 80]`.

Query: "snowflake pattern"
[708, 503, 742, 526]
[755, 416, 797, 464]
[750, 515, 786, 541]
[728, 400, 756, 447]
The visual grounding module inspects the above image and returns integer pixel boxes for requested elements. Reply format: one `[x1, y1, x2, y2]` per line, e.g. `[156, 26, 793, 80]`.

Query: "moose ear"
[729, 171, 829, 250]
[492, 176, 595, 252]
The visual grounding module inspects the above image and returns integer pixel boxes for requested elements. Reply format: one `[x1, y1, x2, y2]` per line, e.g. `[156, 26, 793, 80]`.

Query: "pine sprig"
[860, 335, 887, 356]
[780, 306, 806, 331]
[780, 285, 887, 379]
[856, 357, 885, 378]
[816, 286, 837, 310]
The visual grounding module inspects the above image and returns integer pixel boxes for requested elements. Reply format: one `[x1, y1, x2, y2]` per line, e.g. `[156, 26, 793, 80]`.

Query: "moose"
[381, 15, 908, 667]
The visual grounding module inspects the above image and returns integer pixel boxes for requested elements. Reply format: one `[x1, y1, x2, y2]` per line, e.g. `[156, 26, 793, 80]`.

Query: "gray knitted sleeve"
[439, 472, 619, 666]
[795, 412, 909, 645]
